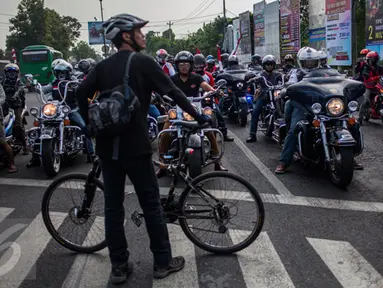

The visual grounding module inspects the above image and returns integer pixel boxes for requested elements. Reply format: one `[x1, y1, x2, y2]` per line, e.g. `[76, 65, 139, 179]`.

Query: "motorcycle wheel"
[328, 147, 354, 189]
[239, 114, 247, 127]
[188, 148, 203, 179]
[42, 138, 61, 178]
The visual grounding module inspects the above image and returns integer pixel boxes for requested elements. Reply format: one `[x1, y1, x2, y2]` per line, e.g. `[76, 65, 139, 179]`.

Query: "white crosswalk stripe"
[0, 206, 382, 288]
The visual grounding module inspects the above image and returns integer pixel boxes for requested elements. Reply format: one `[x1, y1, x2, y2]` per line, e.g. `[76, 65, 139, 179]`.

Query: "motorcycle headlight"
[203, 107, 212, 116]
[311, 103, 322, 114]
[237, 82, 244, 89]
[348, 101, 358, 112]
[183, 112, 194, 121]
[326, 98, 344, 116]
[42, 103, 57, 117]
[168, 109, 177, 119]
[274, 90, 281, 99]
[30, 107, 39, 117]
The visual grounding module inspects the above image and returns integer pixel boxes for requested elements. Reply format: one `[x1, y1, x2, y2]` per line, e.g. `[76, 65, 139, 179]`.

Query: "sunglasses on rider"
[179, 62, 191, 67]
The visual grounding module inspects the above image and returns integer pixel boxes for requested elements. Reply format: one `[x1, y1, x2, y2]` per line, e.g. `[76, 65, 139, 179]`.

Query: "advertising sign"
[253, 1, 265, 56]
[309, 27, 326, 50]
[264, 1, 281, 63]
[238, 11, 252, 63]
[88, 21, 111, 45]
[280, 0, 300, 57]
[366, 0, 383, 45]
[325, 0, 352, 66]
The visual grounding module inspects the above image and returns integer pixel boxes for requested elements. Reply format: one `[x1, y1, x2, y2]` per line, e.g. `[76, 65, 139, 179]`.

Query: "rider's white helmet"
[51, 59, 66, 71]
[297, 47, 320, 72]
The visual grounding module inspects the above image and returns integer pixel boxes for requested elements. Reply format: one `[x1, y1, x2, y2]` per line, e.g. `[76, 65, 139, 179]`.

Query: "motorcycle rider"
[156, 49, 175, 77]
[27, 60, 95, 167]
[318, 51, 331, 69]
[354, 48, 370, 81]
[1, 63, 28, 155]
[247, 55, 283, 143]
[157, 50, 227, 177]
[0, 83, 17, 173]
[226, 55, 244, 70]
[221, 53, 230, 70]
[75, 59, 92, 79]
[276, 47, 363, 173]
[166, 55, 175, 68]
[248, 54, 263, 71]
[359, 51, 383, 124]
[206, 58, 217, 73]
[282, 54, 295, 74]
[193, 53, 233, 142]
[76, 14, 211, 284]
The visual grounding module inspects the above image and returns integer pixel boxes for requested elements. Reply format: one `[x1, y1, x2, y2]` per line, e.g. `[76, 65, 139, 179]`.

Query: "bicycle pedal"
[131, 211, 143, 227]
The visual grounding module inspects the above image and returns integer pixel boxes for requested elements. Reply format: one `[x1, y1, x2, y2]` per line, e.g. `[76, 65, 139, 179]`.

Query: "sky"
[0, 0, 264, 53]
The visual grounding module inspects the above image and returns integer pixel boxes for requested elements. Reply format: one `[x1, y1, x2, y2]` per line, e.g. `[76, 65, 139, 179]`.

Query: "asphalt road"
[0, 92, 382, 288]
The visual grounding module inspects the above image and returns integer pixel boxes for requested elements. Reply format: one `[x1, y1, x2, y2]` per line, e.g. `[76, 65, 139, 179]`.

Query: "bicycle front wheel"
[41, 173, 107, 253]
[178, 171, 265, 254]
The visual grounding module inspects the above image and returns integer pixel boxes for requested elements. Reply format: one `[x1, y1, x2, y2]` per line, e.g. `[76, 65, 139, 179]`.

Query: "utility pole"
[166, 21, 174, 41]
[223, 0, 227, 49]
[99, 0, 107, 57]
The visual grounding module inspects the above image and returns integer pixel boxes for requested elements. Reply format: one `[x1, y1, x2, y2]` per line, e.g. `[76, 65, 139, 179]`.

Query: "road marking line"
[0, 207, 14, 224]
[307, 238, 383, 288]
[153, 225, 199, 288]
[0, 212, 66, 287]
[228, 130, 293, 196]
[61, 216, 109, 288]
[1, 177, 383, 213]
[232, 231, 295, 288]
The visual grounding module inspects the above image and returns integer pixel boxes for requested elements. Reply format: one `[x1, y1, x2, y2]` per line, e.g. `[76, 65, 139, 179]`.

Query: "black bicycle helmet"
[77, 59, 91, 74]
[103, 14, 148, 51]
[174, 51, 194, 64]
[262, 55, 276, 69]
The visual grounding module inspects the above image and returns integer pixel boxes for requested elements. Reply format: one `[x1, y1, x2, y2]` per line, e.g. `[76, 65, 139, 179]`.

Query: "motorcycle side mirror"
[25, 74, 33, 79]
[157, 115, 168, 124]
[216, 79, 227, 87]
[212, 72, 218, 78]
[32, 79, 38, 86]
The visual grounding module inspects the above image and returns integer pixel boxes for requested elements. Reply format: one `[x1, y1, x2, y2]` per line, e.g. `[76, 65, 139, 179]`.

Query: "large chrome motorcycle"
[27, 80, 84, 177]
[158, 79, 226, 178]
[256, 69, 364, 188]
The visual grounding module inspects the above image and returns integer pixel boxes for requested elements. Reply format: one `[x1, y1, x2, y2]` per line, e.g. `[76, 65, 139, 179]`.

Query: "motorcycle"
[158, 79, 226, 178]
[216, 70, 252, 126]
[247, 75, 286, 145]
[27, 79, 84, 177]
[362, 75, 383, 123]
[254, 69, 365, 188]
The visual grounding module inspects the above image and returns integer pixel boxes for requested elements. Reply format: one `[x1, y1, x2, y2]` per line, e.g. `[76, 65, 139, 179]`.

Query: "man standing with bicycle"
[75, 14, 210, 285]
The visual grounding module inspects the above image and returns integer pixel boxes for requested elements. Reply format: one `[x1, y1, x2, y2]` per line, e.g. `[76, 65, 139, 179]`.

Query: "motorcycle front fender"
[40, 127, 55, 140]
[329, 129, 356, 147]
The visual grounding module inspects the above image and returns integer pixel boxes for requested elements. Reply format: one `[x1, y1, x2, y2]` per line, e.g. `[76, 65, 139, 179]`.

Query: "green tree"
[6, 0, 45, 52]
[300, 0, 309, 47]
[6, 0, 81, 57]
[162, 29, 175, 41]
[70, 41, 99, 60]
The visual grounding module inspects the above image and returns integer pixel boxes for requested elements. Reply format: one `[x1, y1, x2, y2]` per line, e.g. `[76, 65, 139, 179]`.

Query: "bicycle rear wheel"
[178, 171, 265, 254]
[41, 173, 106, 253]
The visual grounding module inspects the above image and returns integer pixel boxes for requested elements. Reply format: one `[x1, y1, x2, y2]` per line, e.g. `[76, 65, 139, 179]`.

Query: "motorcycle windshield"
[176, 97, 201, 119]
[287, 76, 365, 105]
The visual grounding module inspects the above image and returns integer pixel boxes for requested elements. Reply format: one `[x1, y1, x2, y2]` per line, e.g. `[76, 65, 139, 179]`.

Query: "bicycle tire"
[41, 173, 107, 253]
[178, 171, 265, 254]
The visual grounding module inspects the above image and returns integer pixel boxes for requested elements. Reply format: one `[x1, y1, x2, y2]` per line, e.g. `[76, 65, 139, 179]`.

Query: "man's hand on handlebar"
[196, 114, 212, 125]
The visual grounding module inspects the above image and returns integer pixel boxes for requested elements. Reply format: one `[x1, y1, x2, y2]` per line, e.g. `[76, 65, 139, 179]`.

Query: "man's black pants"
[100, 154, 172, 267]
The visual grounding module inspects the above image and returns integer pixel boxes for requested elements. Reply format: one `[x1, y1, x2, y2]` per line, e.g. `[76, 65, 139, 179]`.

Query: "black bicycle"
[42, 121, 265, 254]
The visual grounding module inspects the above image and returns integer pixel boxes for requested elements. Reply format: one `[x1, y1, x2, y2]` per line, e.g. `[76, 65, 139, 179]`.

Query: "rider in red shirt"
[359, 51, 383, 124]
[354, 48, 370, 81]
[156, 49, 175, 77]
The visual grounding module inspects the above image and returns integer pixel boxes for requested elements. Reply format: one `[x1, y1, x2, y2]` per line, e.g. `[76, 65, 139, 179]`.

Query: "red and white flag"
[11, 48, 17, 64]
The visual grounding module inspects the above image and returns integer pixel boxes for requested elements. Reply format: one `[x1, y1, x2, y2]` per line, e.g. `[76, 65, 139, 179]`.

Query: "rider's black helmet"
[262, 55, 276, 69]
[251, 54, 262, 64]
[102, 14, 149, 50]
[175, 51, 194, 64]
[77, 59, 91, 74]
[228, 55, 239, 66]
[193, 54, 206, 72]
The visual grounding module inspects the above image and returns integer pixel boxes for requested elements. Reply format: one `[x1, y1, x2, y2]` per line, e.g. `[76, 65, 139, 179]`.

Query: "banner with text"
[88, 21, 111, 45]
[264, 1, 281, 63]
[309, 27, 326, 50]
[366, 0, 383, 47]
[238, 11, 252, 63]
[253, 1, 265, 56]
[280, 0, 300, 58]
[232, 19, 241, 54]
[325, 0, 352, 66]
